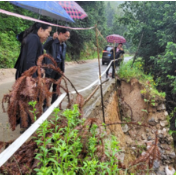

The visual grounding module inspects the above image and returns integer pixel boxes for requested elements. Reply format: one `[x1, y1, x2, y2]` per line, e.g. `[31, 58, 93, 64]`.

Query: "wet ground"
[0, 57, 132, 142]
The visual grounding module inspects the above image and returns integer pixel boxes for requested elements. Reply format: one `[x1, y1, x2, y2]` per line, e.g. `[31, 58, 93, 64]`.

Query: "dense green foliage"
[118, 1, 176, 133]
[104, 1, 130, 51]
[118, 1, 176, 95]
[33, 104, 121, 175]
[118, 59, 166, 99]
[105, 1, 127, 41]
[0, 1, 37, 68]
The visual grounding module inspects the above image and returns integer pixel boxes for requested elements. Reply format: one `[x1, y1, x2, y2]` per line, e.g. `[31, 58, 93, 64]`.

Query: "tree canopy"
[118, 1, 176, 124]
[0, 1, 111, 68]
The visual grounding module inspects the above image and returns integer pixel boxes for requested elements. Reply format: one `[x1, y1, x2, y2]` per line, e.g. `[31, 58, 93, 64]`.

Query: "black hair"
[57, 28, 70, 34]
[18, 20, 51, 43]
[23, 22, 51, 38]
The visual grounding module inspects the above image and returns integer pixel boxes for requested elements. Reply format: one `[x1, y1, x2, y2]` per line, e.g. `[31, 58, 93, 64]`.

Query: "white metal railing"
[0, 58, 119, 167]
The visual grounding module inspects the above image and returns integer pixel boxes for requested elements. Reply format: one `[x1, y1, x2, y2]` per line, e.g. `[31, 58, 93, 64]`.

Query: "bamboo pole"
[113, 42, 120, 120]
[83, 79, 109, 107]
[95, 25, 105, 124]
[113, 42, 118, 90]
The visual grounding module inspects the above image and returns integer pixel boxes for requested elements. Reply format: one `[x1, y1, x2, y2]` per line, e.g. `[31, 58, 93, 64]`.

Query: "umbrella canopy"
[106, 34, 126, 44]
[58, 1, 88, 19]
[10, 1, 74, 22]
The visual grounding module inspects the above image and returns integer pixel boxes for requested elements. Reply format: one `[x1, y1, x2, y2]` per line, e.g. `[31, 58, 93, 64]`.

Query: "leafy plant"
[141, 109, 148, 114]
[118, 59, 166, 100]
[32, 105, 122, 175]
[28, 100, 37, 121]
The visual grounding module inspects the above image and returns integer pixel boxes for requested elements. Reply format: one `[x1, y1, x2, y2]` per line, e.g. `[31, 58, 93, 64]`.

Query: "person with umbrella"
[43, 28, 70, 108]
[106, 43, 125, 78]
[106, 34, 126, 78]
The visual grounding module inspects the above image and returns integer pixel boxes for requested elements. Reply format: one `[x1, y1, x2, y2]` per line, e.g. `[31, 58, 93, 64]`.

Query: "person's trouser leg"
[106, 62, 112, 78]
[45, 63, 62, 105]
[51, 69, 61, 104]
[43, 74, 53, 112]
[112, 62, 115, 78]
[51, 83, 58, 104]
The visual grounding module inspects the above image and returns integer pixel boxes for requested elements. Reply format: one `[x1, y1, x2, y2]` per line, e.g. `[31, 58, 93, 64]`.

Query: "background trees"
[118, 1, 176, 133]
[0, 1, 126, 68]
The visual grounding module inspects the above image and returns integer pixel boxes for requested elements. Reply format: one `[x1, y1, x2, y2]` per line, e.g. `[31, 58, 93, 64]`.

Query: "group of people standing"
[14, 22, 70, 132]
[15, 22, 70, 104]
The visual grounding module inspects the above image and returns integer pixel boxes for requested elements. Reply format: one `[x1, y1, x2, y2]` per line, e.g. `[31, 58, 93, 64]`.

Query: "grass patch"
[118, 58, 166, 99]
[81, 51, 98, 60]
[66, 52, 98, 62]
[124, 53, 133, 57]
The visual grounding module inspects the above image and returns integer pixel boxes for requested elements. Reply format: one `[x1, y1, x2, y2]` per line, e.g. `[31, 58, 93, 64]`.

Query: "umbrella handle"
[38, 9, 41, 19]
[56, 20, 58, 32]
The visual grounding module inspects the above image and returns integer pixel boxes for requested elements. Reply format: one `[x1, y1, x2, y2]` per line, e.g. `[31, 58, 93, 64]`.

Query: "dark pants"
[51, 81, 60, 104]
[50, 62, 62, 103]
[44, 62, 62, 109]
[106, 62, 116, 78]
[17, 114, 32, 129]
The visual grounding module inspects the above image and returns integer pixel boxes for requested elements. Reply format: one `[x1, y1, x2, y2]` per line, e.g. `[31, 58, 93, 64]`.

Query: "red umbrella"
[58, 1, 88, 19]
[106, 34, 126, 43]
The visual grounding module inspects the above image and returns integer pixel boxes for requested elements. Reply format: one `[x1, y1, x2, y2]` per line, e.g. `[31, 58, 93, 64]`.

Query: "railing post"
[113, 42, 118, 90]
[95, 24, 105, 124]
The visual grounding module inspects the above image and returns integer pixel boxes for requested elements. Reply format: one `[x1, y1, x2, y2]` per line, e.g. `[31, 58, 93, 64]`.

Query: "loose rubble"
[119, 80, 176, 175]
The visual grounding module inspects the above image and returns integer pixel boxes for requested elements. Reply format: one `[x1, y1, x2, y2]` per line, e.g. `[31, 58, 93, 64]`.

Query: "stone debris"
[118, 79, 175, 175]
[147, 135, 152, 141]
[122, 124, 129, 133]
[160, 120, 169, 127]
[157, 104, 166, 111]
[153, 160, 160, 172]
[141, 133, 146, 140]
[164, 111, 168, 116]
[148, 118, 157, 126]
[165, 165, 175, 175]
[133, 104, 175, 174]
[115, 153, 125, 163]
[128, 129, 136, 139]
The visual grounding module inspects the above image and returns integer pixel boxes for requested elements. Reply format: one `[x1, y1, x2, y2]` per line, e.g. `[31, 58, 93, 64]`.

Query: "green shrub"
[118, 58, 166, 99]
[34, 105, 121, 175]
[0, 32, 20, 68]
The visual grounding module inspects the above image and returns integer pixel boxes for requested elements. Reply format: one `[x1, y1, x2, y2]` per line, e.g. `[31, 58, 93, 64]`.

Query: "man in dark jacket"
[106, 43, 125, 78]
[43, 28, 70, 104]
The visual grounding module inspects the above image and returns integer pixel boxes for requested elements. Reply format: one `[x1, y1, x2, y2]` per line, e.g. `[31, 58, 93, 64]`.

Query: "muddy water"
[0, 57, 133, 142]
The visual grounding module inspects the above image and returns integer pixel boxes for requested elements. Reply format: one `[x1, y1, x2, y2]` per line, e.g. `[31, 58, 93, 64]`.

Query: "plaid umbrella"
[58, 1, 88, 19]
[106, 34, 126, 43]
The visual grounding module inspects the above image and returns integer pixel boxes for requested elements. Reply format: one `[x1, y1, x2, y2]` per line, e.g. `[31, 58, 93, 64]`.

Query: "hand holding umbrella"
[53, 32, 58, 40]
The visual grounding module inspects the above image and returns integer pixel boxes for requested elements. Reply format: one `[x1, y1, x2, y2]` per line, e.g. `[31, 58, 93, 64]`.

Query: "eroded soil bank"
[95, 78, 176, 174]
